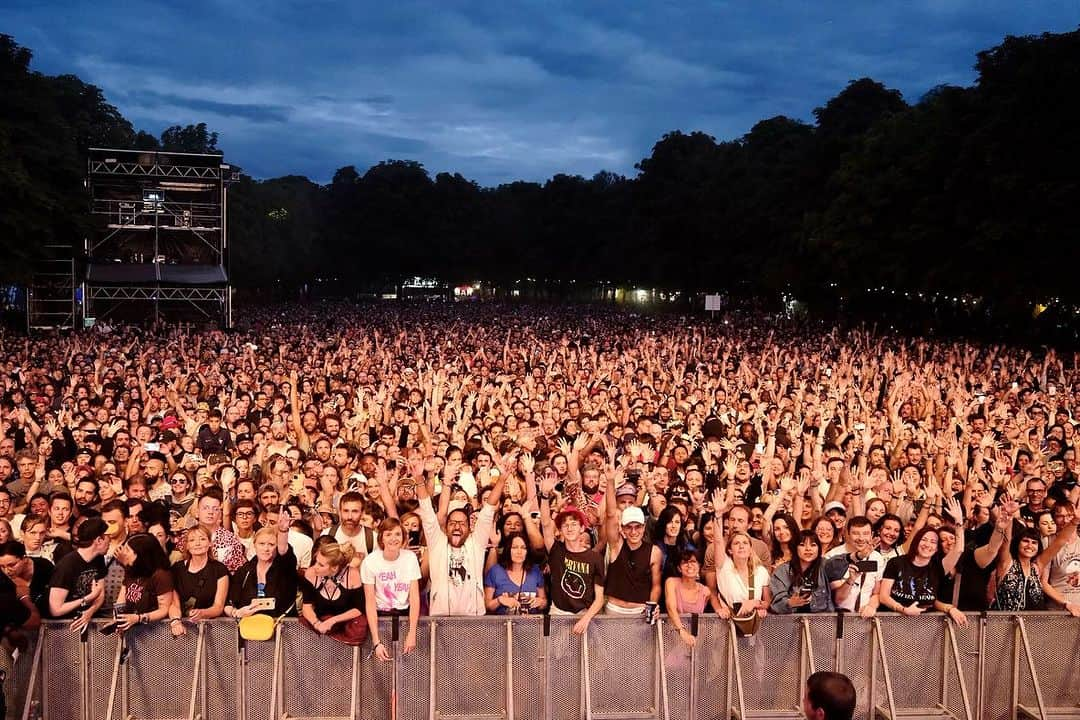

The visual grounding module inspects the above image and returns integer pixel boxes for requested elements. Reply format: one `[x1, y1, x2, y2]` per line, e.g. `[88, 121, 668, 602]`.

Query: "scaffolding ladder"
[26, 243, 76, 331]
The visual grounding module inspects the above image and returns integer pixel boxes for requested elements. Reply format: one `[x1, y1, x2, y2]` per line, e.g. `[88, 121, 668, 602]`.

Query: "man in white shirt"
[413, 455, 505, 616]
[825, 516, 882, 617]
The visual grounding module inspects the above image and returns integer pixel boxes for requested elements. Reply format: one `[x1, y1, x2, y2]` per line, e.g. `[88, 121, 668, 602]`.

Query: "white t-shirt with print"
[360, 549, 420, 612]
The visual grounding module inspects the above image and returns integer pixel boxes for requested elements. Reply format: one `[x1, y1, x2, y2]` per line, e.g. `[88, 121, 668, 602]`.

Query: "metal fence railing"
[3, 612, 1079, 720]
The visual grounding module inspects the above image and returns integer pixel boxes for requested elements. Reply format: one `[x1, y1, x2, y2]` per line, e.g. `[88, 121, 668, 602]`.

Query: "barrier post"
[687, 614, 698, 720]
[656, 619, 669, 720]
[582, 627, 592, 720]
[427, 619, 436, 720]
[78, 625, 90, 720]
[944, 619, 974, 720]
[834, 611, 845, 674]
[541, 614, 551, 720]
[187, 623, 205, 720]
[728, 622, 746, 720]
[505, 619, 515, 720]
[976, 613, 986, 720]
[348, 644, 360, 720]
[235, 624, 246, 720]
[390, 614, 400, 720]
[18, 624, 45, 720]
[870, 618, 898, 720]
[867, 617, 877, 720]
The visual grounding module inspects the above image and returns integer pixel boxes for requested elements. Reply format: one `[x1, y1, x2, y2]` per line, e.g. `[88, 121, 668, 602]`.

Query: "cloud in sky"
[3, 0, 1078, 185]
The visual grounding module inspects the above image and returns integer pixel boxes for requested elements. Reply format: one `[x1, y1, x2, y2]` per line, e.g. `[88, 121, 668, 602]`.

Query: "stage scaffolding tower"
[84, 148, 237, 327]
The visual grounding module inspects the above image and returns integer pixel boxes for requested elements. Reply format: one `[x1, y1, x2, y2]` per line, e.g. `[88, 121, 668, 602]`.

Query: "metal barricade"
[1011, 613, 1080, 720]
[8, 613, 1080, 720]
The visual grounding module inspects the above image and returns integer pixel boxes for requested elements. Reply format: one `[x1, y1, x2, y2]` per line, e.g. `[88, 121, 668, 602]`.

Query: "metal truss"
[87, 285, 227, 302]
[86, 284, 229, 322]
[89, 160, 223, 180]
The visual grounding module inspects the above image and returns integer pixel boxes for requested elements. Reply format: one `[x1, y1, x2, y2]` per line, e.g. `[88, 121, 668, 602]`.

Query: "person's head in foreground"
[803, 671, 855, 720]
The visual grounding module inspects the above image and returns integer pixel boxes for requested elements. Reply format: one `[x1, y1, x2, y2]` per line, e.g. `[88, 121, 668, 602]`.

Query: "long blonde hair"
[725, 530, 761, 577]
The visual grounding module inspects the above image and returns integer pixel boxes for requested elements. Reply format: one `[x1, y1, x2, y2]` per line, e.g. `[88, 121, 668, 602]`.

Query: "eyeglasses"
[234, 511, 255, 518]
[170, 477, 188, 484]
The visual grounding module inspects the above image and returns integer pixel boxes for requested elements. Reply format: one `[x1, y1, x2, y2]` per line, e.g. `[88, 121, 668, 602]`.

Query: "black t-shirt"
[0, 572, 30, 631]
[196, 425, 233, 455]
[50, 550, 108, 618]
[1019, 504, 1046, 526]
[172, 559, 230, 611]
[28, 556, 55, 617]
[547, 541, 605, 613]
[883, 556, 945, 608]
[956, 523, 994, 610]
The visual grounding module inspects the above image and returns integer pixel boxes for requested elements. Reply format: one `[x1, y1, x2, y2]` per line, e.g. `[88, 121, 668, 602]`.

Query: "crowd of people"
[1, 302, 1078, 677]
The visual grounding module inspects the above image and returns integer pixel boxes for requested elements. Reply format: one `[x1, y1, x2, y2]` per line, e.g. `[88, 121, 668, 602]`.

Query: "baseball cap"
[75, 517, 108, 547]
[620, 506, 646, 526]
[236, 433, 253, 444]
[823, 501, 847, 515]
[615, 483, 638, 499]
[667, 485, 692, 504]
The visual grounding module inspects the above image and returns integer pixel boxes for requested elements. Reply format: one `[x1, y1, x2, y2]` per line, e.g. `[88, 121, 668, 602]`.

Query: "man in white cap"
[603, 468, 661, 616]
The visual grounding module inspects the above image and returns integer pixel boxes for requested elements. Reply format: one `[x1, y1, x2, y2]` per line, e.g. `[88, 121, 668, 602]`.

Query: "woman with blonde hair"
[709, 491, 771, 625]
[300, 538, 366, 644]
[225, 511, 297, 619]
[168, 524, 229, 635]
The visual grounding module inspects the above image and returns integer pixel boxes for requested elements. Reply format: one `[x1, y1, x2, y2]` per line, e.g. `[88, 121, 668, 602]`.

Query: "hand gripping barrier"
[4, 612, 1079, 720]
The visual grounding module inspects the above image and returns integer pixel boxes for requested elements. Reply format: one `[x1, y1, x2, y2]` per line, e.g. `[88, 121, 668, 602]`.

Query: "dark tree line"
[3, 29, 1080, 311]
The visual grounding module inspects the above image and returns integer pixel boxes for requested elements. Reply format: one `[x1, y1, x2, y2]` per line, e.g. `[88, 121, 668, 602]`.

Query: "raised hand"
[779, 475, 796, 494]
[944, 496, 963, 523]
[556, 437, 573, 459]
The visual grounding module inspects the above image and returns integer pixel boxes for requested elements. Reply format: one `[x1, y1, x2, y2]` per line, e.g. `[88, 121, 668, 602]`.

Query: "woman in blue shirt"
[484, 532, 546, 614]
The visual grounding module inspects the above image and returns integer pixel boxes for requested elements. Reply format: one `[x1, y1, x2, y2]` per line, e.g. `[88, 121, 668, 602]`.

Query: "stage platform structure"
[83, 148, 238, 327]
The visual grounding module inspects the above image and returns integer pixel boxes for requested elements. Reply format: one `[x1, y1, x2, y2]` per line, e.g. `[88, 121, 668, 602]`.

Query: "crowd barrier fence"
[2, 612, 1079, 720]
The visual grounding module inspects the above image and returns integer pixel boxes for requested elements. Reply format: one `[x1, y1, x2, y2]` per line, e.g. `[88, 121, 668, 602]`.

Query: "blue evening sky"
[4, 1, 1078, 185]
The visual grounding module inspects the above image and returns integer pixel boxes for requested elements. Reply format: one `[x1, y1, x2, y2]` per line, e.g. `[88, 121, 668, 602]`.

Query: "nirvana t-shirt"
[50, 551, 107, 618]
[547, 541, 606, 613]
[883, 556, 944, 608]
[172, 559, 230, 611]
